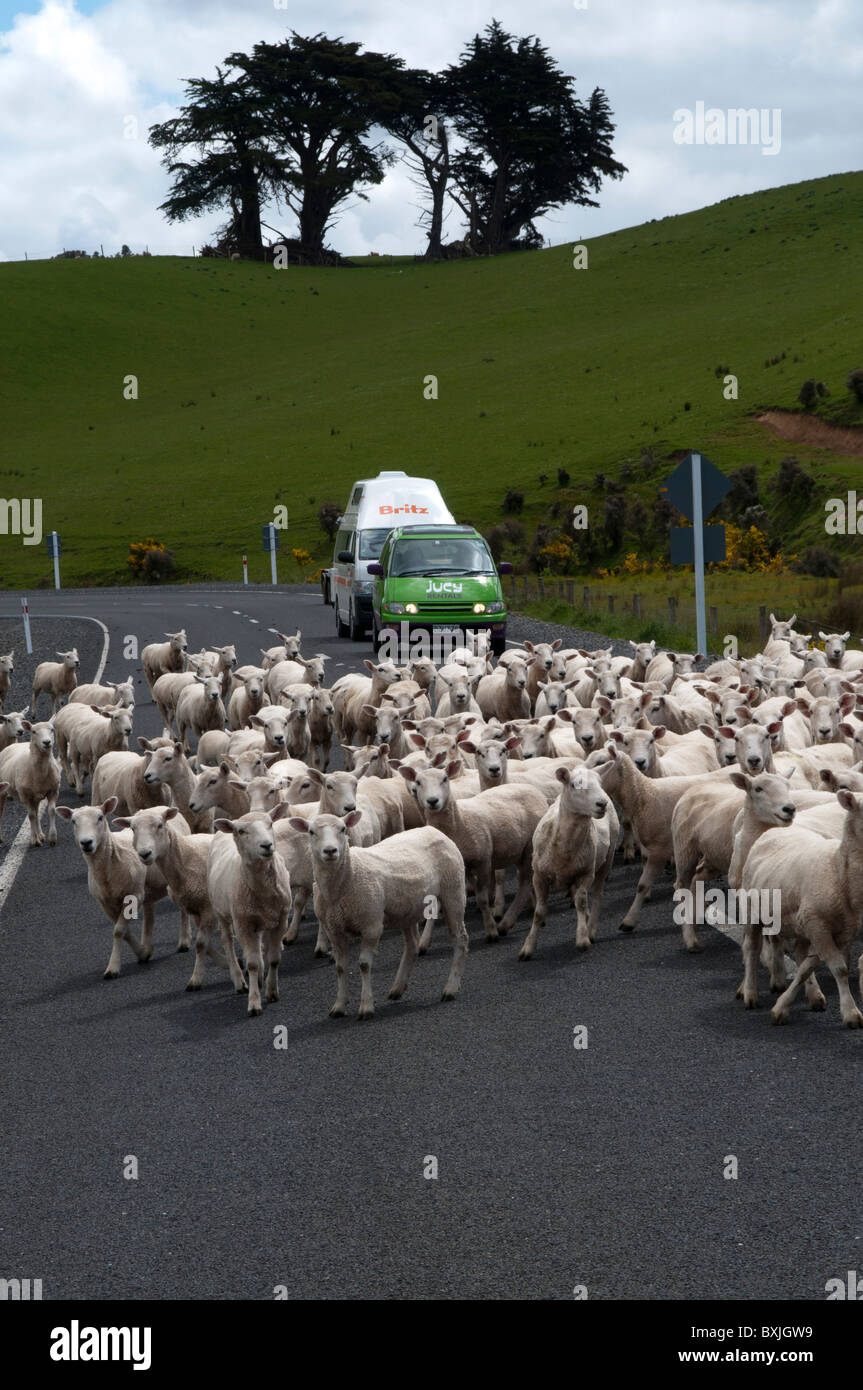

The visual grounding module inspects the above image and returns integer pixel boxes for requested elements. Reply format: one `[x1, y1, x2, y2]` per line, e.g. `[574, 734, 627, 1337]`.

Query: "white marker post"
[51, 533, 61, 590]
[691, 452, 706, 657]
[21, 597, 32, 655]
[242, 554, 248, 585]
[269, 524, 278, 585]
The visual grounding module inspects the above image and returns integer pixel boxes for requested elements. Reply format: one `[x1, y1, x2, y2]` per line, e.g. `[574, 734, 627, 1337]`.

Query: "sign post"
[46, 531, 61, 590]
[21, 597, 32, 654]
[662, 451, 731, 653]
[262, 523, 279, 585]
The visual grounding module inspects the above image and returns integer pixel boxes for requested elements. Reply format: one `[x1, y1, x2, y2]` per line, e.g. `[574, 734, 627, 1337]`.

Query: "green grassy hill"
[2, 170, 862, 588]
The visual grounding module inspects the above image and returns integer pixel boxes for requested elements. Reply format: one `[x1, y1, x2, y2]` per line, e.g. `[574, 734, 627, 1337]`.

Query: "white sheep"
[331, 659, 401, 744]
[207, 805, 293, 1015]
[227, 669, 267, 730]
[91, 739, 173, 816]
[519, 765, 619, 958]
[0, 651, 13, 708]
[288, 811, 469, 1019]
[0, 718, 61, 846]
[53, 703, 133, 794]
[70, 676, 136, 709]
[476, 656, 533, 723]
[141, 630, 188, 692]
[0, 705, 29, 752]
[175, 674, 226, 751]
[32, 649, 79, 716]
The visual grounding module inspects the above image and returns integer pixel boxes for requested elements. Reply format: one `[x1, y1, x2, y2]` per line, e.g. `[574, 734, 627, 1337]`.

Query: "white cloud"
[0, 0, 859, 261]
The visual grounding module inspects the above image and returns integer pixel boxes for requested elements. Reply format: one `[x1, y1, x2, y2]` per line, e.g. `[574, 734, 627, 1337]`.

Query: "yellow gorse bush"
[127, 537, 168, 573]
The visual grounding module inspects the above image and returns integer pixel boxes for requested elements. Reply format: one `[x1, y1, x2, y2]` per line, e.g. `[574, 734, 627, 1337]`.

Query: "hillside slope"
[2, 170, 862, 587]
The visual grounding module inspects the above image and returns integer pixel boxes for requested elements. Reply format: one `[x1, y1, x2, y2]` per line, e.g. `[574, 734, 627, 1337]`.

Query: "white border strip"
[0, 614, 109, 916]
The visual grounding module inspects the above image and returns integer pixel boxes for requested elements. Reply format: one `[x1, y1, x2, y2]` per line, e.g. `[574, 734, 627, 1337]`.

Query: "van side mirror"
[366, 562, 384, 577]
[337, 550, 354, 564]
[498, 561, 513, 575]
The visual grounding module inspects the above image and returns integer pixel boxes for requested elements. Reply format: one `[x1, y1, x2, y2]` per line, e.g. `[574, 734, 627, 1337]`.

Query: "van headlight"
[473, 602, 486, 614]
[385, 603, 406, 615]
[356, 580, 375, 594]
[485, 601, 504, 613]
[405, 602, 418, 614]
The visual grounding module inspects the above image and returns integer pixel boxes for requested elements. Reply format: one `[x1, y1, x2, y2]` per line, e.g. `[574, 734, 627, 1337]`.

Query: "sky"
[0, 0, 860, 261]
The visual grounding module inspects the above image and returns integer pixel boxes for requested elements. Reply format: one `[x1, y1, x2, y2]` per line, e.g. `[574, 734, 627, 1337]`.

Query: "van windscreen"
[358, 528, 390, 560]
[390, 536, 496, 577]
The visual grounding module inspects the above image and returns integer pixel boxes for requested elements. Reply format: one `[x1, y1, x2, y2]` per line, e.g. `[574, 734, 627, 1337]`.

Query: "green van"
[367, 524, 511, 657]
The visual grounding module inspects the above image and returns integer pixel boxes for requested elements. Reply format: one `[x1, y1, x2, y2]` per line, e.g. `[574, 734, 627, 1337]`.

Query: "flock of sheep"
[1, 611, 862, 1026]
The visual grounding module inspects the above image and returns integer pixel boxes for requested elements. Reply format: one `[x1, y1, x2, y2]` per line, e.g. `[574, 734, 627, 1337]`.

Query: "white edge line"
[0, 613, 109, 915]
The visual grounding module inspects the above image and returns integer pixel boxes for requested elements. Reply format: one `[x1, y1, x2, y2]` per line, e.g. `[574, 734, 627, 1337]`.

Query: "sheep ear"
[608, 730, 624, 744]
[843, 631, 851, 641]
[213, 819, 234, 834]
[698, 723, 716, 739]
[112, 816, 131, 830]
[250, 715, 264, 728]
[555, 765, 570, 784]
[446, 760, 462, 778]
[269, 802, 290, 823]
[164, 807, 180, 821]
[397, 765, 417, 782]
[56, 805, 73, 820]
[651, 726, 666, 739]
[218, 760, 233, 774]
[818, 631, 827, 640]
[138, 736, 153, 750]
[839, 722, 856, 737]
[363, 659, 376, 672]
[557, 707, 573, 722]
[820, 770, 838, 789]
[101, 796, 119, 815]
[288, 816, 311, 833]
[544, 716, 556, 732]
[410, 733, 426, 748]
[837, 789, 858, 812]
[728, 772, 749, 790]
[718, 726, 736, 740]
[343, 809, 363, 828]
[766, 721, 782, 735]
[504, 736, 521, 751]
[228, 779, 247, 791]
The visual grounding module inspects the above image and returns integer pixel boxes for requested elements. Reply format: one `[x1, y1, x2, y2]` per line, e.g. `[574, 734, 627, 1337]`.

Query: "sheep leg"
[589, 841, 616, 942]
[418, 912, 434, 954]
[25, 796, 44, 847]
[177, 908, 191, 952]
[313, 920, 332, 957]
[767, 937, 788, 993]
[282, 886, 309, 944]
[519, 873, 551, 960]
[784, 929, 863, 1028]
[264, 923, 284, 1004]
[358, 940, 379, 1018]
[572, 878, 593, 951]
[620, 851, 665, 931]
[473, 870, 500, 941]
[620, 816, 637, 862]
[139, 901, 155, 961]
[327, 928, 351, 1017]
[45, 793, 58, 847]
[770, 946, 821, 1025]
[677, 860, 711, 953]
[105, 916, 147, 978]
[441, 901, 469, 1000]
[388, 922, 419, 1002]
[218, 921, 247, 992]
[738, 923, 762, 1007]
[799, 937, 826, 1010]
[186, 930, 209, 991]
[492, 868, 506, 920]
[241, 931, 265, 1016]
[0, 786, 7, 842]
[497, 853, 535, 936]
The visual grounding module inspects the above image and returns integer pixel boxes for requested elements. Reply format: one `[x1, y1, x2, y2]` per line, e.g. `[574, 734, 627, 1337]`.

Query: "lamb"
[818, 630, 852, 668]
[301, 769, 382, 845]
[520, 639, 565, 704]
[198, 644, 237, 697]
[406, 657, 437, 702]
[288, 811, 468, 1019]
[140, 739, 212, 831]
[399, 762, 547, 941]
[0, 651, 13, 708]
[534, 679, 579, 718]
[434, 668, 482, 719]
[53, 703, 133, 794]
[738, 789, 863, 1026]
[628, 640, 656, 683]
[70, 676, 136, 709]
[595, 691, 652, 730]
[91, 739, 173, 817]
[644, 649, 704, 689]
[152, 657, 214, 733]
[141, 630, 188, 693]
[799, 692, 855, 745]
[519, 766, 619, 958]
[115, 805, 243, 994]
[32, 649, 79, 715]
[307, 686, 337, 771]
[227, 669, 267, 730]
[175, 675, 227, 752]
[0, 706, 29, 752]
[380, 678, 431, 719]
[262, 628, 302, 665]
[506, 716, 566, 760]
[275, 685, 313, 762]
[475, 655, 533, 723]
[0, 718, 61, 846]
[56, 797, 187, 975]
[361, 700, 415, 760]
[331, 659, 401, 744]
[266, 653, 329, 703]
[207, 806, 293, 1015]
[556, 705, 605, 755]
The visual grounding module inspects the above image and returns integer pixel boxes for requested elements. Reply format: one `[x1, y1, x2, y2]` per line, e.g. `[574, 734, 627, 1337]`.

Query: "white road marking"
[0, 614, 109, 918]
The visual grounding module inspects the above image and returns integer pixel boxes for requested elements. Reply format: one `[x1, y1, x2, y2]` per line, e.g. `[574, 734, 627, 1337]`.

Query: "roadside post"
[662, 451, 731, 654]
[21, 597, 32, 654]
[46, 530, 61, 590]
[262, 523, 279, 585]
[242, 554, 248, 585]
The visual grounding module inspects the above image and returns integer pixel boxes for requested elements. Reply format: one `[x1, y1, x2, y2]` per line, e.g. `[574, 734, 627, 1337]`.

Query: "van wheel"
[336, 600, 349, 638]
[349, 602, 365, 641]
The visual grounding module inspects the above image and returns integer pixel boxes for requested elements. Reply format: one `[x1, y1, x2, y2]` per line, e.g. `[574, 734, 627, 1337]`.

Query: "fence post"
[538, 574, 545, 599]
[759, 605, 768, 645]
[709, 605, 718, 634]
[583, 586, 591, 612]
[668, 596, 677, 627]
[608, 594, 615, 615]
[566, 579, 574, 605]
[557, 580, 565, 599]
[633, 593, 641, 618]
[522, 575, 529, 604]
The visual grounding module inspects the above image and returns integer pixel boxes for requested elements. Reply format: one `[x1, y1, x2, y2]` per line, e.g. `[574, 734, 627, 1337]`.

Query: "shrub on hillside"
[502, 489, 524, 514]
[556, 467, 570, 487]
[128, 537, 174, 582]
[793, 545, 841, 578]
[798, 378, 828, 408]
[771, 455, 813, 504]
[846, 368, 863, 405]
[485, 520, 526, 562]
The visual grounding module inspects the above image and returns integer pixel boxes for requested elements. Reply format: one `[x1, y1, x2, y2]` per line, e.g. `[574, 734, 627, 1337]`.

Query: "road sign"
[661, 451, 732, 656]
[662, 451, 731, 521]
[261, 524, 279, 552]
[670, 524, 726, 565]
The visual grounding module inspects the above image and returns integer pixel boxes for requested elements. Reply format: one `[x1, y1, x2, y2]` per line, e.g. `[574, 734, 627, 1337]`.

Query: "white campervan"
[330, 471, 455, 640]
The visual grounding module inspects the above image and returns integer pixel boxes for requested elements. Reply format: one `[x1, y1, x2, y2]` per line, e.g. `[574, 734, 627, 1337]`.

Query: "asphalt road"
[1, 584, 860, 1302]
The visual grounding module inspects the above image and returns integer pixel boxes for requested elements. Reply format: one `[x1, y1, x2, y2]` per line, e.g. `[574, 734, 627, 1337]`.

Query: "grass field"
[2, 169, 862, 589]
